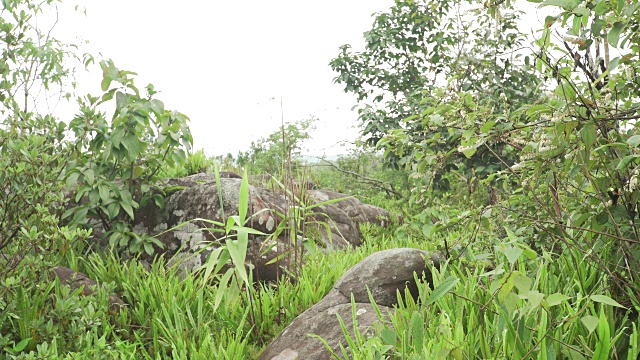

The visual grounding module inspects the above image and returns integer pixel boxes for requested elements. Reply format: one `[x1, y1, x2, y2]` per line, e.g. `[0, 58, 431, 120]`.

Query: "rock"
[308, 201, 361, 249]
[135, 178, 279, 266]
[259, 248, 440, 360]
[133, 178, 295, 280]
[269, 348, 298, 360]
[254, 187, 359, 249]
[83, 173, 393, 282]
[308, 190, 391, 228]
[219, 171, 242, 179]
[49, 266, 126, 312]
[263, 303, 390, 360]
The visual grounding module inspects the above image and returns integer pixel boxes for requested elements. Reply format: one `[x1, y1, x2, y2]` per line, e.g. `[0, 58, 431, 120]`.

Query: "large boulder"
[308, 190, 392, 228]
[83, 173, 393, 281]
[133, 178, 281, 274]
[258, 248, 441, 360]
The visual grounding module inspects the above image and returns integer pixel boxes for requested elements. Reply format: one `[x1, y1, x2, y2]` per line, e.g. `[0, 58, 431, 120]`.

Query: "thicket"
[326, 0, 640, 357]
[1, 0, 640, 358]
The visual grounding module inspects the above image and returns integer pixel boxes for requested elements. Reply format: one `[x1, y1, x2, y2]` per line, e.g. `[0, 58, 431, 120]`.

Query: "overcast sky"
[46, 1, 394, 157]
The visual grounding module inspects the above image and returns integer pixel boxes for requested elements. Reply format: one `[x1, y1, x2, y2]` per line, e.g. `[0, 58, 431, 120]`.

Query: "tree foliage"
[65, 60, 192, 255]
[0, 1, 192, 259]
[331, 0, 543, 190]
[236, 116, 317, 175]
[334, 0, 640, 296]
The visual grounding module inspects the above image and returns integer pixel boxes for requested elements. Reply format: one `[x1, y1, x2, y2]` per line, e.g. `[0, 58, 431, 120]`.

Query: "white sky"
[46, 0, 394, 157]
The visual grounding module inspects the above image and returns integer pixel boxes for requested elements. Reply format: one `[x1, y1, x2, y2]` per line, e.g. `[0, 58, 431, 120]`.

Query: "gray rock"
[82, 173, 394, 282]
[308, 190, 391, 227]
[259, 248, 440, 359]
[49, 266, 126, 313]
[262, 303, 393, 360]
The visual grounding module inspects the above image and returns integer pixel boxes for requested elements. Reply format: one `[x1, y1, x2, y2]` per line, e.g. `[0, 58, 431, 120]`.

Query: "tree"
[64, 60, 192, 255]
[0, 0, 91, 264]
[335, 0, 640, 295]
[330, 0, 542, 192]
[0, 0, 193, 259]
[236, 117, 317, 175]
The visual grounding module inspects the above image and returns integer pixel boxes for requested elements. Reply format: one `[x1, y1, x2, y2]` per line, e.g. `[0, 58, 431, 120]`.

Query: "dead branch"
[315, 158, 403, 198]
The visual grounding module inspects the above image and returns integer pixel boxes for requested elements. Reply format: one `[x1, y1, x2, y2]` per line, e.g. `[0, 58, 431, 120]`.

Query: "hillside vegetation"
[1, 0, 640, 359]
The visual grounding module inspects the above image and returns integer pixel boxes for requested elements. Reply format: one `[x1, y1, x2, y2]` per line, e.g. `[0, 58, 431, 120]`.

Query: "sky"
[45, 0, 394, 157]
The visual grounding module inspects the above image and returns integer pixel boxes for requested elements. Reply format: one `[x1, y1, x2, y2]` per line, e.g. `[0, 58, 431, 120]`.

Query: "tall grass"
[319, 236, 640, 359]
[4, 142, 639, 359]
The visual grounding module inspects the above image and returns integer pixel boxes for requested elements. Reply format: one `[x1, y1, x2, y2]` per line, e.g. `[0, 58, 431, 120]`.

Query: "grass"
[2, 162, 639, 359]
[6, 220, 638, 359]
[0, 222, 430, 359]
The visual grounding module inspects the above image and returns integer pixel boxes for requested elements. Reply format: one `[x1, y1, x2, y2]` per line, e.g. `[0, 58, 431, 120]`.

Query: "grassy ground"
[1, 160, 639, 358]
[2, 220, 638, 359]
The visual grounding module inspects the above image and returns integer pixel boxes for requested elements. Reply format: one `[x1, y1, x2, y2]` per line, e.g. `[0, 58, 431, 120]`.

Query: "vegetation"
[236, 116, 317, 176]
[1, 0, 640, 359]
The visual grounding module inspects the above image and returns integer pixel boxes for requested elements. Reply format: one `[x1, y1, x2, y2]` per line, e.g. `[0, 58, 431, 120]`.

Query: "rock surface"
[308, 190, 391, 228]
[258, 248, 440, 360]
[131, 174, 390, 277]
[49, 266, 126, 312]
[82, 173, 393, 281]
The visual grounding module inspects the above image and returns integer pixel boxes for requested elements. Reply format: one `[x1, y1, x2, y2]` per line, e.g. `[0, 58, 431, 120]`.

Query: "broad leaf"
[590, 294, 626, 308]
[426, 276, 459, 305]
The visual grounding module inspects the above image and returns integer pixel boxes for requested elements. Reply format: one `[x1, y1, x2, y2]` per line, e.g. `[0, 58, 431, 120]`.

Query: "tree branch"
[314, 158, 402, 198]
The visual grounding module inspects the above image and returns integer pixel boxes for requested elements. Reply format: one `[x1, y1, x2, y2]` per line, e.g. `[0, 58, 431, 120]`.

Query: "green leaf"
[541, 0, 572, 9]
[503, 246, 523, 264]
[107, 202, 119, 219]
[426, 276, 459, 305]
[101, 76, 112, 92]
[213, 267, 234, 313]
[101, 88, 117, 102]
[546, 293, 570, 307]
[122, 134, 141, 159]
[581, 315, 599, 334]
[590, 294, 626, 308]
[513, 273, 532, 293]
[12, 338, 31, 352]
[143, 242, 154, 256]
[608, 22, 624, 48]
[83, 169, 95, 186]
[149, 99, 164, 116]
[98, 185, 110, 204]
[115, 91, 128, 111]
[381, 328, 396, 346]
[616, 154, 640, 170]
[593, 1, 608, 15]
[527, 290, 545, 309]
[462, 146, 477, 158]
[120, 201, 134, 220]
[581, 124, 597, 150]
[198, 247, 226, 288]
[238, 170, 249, 224]
[227, 232, 249, 287]
[572, 7, 590, 17]
[411, 312, 424, 351]
[526, 104, 552, 117]
[627, 135, 640, 147]
[65, 171, 80, 189]
[593, 309, 611, 360]
[556, 82, 576, 101]
[422, 223, 434, 237]
[153, 194, 165, 208]
[480, 121, 495, 133]
[607, 57, 620, 72]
